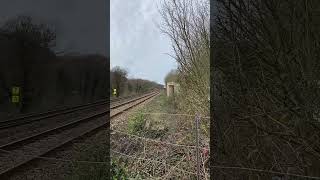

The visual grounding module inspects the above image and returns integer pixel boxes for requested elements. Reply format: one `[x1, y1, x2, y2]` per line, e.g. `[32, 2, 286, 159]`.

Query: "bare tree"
[159, 0, 210, 116]
[111, 66, 128, 97]
[1, 15, 56, 49]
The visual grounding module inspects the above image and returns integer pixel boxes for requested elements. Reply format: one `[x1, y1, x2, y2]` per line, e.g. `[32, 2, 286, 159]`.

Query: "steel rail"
[0, 91, 159, 177]
[0, 91, 156, 130]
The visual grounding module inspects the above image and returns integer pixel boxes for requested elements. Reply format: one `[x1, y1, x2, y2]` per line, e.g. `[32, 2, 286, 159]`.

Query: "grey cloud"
[111, 0, 177, 84]
[0, 0, 109, 57]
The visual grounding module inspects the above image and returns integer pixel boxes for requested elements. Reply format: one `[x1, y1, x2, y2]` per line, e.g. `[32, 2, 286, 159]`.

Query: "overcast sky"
[0, 0, 109, 57]
[111, 0, 177, 85]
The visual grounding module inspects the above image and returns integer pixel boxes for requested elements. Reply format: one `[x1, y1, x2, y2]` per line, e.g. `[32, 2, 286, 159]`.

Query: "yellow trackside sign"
[12, 86, 20, 95]
[113, 89, 117, 96]
[12, 95, 20, 103]
[11, 86, 20, 103]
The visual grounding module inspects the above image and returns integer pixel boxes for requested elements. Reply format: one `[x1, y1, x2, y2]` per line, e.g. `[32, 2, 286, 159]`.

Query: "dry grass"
[111, 92, 210, 179]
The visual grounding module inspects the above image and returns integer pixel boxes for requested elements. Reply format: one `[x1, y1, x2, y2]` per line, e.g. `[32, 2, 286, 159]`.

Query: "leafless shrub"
[212, 0, 320, 179]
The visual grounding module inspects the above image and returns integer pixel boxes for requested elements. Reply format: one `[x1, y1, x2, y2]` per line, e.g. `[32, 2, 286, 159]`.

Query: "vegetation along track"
[0, 90, 159, 178]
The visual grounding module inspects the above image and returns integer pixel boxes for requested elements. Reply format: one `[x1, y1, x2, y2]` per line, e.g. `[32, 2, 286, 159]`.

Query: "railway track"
[0, 91, 159, 178]
[0, 92, 152, 130]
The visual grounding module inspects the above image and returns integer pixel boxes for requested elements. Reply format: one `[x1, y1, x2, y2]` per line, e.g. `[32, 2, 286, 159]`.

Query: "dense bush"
[211, 0, 320, 178]
[160, 0, 210, 116]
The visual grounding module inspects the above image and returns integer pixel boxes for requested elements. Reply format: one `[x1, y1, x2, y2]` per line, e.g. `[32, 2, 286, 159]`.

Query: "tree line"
[110, 66, 162, 97]
[0, 15, 108, 117]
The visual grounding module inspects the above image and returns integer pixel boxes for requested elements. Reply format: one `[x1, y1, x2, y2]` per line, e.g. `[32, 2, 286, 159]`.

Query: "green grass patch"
[110, 159, 129, 180]
[133, 91, 178, 115]
[127, 111, 146, 135]
[127, 110, 168, 139]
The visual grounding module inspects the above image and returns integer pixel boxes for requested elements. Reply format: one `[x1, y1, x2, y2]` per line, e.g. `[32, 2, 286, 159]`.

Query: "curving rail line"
[0, 91, 154, 130]
[0, 90, 160, 178]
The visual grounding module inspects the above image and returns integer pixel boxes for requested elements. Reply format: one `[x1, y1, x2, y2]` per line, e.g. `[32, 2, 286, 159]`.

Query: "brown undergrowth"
[111, 91, 210, 179]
